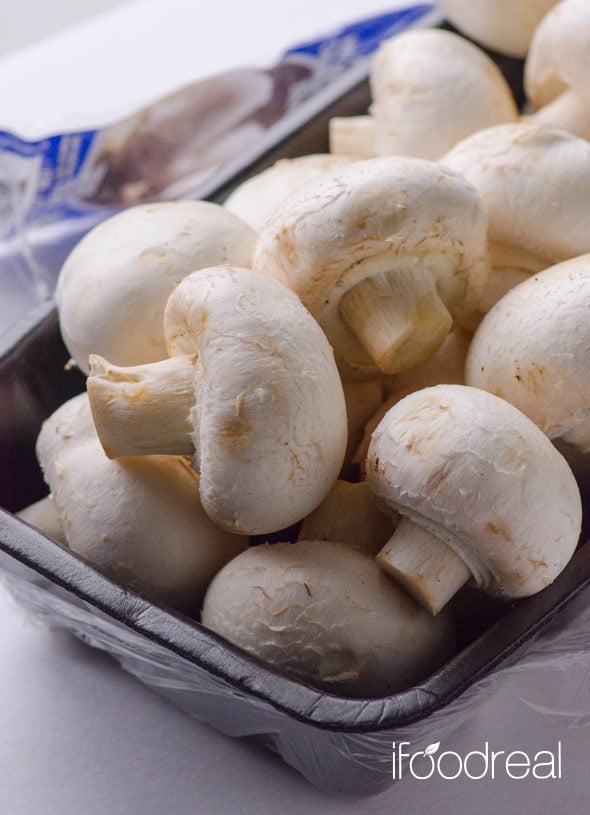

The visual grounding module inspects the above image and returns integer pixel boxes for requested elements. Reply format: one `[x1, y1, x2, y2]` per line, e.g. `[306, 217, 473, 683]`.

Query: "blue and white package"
[0, 4, 439, 332]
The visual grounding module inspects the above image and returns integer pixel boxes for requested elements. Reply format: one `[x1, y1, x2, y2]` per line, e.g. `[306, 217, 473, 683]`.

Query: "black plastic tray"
[2, 44, 590, 799]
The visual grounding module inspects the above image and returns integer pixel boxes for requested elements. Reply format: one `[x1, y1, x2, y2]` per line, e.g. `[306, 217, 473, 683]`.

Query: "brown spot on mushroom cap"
[215, 393, 253, 448]
[216, 414, 252, 444]
[529, 558, 549, 570]
[485, 521, 513, 543]
[522, 363, 547, 393]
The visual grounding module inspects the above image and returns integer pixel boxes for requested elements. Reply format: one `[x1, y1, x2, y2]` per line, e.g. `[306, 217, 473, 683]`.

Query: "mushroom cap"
[164, 265, 348, 534]
[34, 392, 97, 483]
[341, 377, 386, 476]
[297, 480, 398, 557]
[354, 327, 471, 469]
[525, 0, 590, 109]
[253, 157, 487, 374]
[36, 394, 247, 614]
[370, 28, 518, 159]
[442, 122, 590, 270]
[223, 153, 357, 232]
[201, 540, 455, 697]
[17, 495, 67, 547]
[366, 384, 581, 598]
[465, 254, 590, 439]
[56, 201, 256, 373]
[436, 0, 559, 58]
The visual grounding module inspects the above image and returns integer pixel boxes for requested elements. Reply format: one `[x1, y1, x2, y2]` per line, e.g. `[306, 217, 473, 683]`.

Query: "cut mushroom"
[87, 265, 348, 535]
[297, 480, 398, 557]
[369, 28, 518, 160]
[35, 394, 248, 614]
[442, 121, 590, 314]
[253, 156, 488, 378]
[56, 200, 256, 373]
[436, 0, 559, 58]
[366, 384, 581, 615]
[223, 153, 357, 231]
[201, 540, 456, 697]
[465, 254, 590, 453]
[524, 0, 590, 140]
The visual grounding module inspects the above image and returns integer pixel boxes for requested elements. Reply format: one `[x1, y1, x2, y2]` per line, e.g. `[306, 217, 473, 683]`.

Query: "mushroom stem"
[87, 353, 196, 458]
[528, 89, 590, 142]
[329, 115, 376, 158]
[376, 516, 471, 614]
[339, 266, 453, 374]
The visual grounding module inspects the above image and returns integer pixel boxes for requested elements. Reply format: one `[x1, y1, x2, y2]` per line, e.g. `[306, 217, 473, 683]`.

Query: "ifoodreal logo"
[392, 741, 563, 781]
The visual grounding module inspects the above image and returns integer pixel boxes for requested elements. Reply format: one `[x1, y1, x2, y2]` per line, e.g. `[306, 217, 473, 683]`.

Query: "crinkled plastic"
[1, 502, 590, 798]
[2, 3, 590, 800]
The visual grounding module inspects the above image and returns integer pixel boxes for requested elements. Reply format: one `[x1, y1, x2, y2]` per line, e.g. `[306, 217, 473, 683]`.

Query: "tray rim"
[2, 451, 590, 735]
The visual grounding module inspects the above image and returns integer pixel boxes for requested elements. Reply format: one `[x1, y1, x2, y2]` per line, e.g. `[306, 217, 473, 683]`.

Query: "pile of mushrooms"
[19, 0, 590, 698]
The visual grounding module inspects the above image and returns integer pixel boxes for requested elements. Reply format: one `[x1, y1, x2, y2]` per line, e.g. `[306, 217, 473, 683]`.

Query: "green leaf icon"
[424, 742, 440, 756]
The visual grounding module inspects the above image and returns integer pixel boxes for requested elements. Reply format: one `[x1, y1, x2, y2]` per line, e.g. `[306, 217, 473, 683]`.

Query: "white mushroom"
[17, 495, 67, 546]
[297, 480, 398, 557]
[465, 254, 590, 453]
[36, 394, 248, 614]
[341, 377, 387, 477]
[354, 327, 471, 469]
[328, 116, 376, 159]
[382, 326, 471, 399]
[56, 200, 256, 373]
[33, 385, 97, 464]
[436, 0, 559, 58]
[201, 540, 456, 697]
[369, 28, 518, 160]
[223, 153, 357, 231]
[442, 122, 590, 313]
[253, 157, 488, 378]
[366, 384, 581, 615]
[87, 266, 348, 535]
[524, 0, 590, 140]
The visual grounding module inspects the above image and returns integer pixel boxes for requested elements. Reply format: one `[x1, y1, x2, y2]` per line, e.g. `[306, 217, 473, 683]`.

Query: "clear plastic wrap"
[1, 507, 589, 798]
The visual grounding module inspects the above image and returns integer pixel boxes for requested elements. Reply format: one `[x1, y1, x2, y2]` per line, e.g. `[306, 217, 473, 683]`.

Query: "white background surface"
[3, 580, 590, 815]
[0, 0, 414, 136]
[1, 2, 590, 813]
[0, 0, 128, 57]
